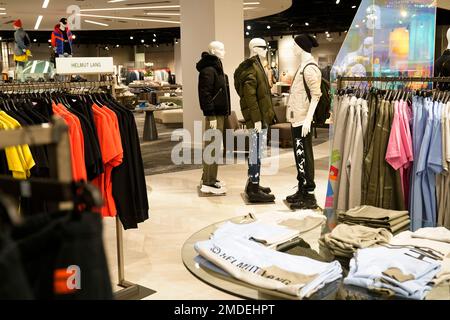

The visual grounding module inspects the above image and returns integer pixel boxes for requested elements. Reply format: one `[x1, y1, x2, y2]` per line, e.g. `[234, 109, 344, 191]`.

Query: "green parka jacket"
[234, 56, 276, 129]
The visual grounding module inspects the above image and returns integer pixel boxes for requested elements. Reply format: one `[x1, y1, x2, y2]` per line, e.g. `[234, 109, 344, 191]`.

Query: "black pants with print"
[291, 125, 316, 193]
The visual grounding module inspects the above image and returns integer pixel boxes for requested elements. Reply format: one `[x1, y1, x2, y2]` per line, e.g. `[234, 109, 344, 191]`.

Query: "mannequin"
[435, 28, 450, 80]
[285, 34, 321, 209]
[197, 41, 231, 195]
[51, 18, 73, 57]
[234, 38, 276, 203]
[12, 19, 31, 83]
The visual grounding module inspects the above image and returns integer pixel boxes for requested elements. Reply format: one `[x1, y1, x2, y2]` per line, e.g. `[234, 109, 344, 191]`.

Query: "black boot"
[286, 188, 304, 204]
[246, 180, 275, 203]
[290, 193, 318, 210]
[259, 185, 272, 194]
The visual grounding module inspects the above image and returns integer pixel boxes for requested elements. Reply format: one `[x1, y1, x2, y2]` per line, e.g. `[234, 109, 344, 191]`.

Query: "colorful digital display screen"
[331, 0, 436, 81]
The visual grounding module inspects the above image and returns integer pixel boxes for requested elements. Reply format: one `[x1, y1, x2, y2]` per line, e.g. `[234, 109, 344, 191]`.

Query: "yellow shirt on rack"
[0, 111, 35, 179]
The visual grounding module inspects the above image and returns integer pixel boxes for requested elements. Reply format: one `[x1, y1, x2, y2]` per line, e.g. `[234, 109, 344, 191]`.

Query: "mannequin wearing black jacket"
[197, 41, 230, 195]
[435, 28, 450, 89]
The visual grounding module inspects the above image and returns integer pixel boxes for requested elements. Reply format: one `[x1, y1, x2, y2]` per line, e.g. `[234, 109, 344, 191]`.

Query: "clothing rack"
[337, 76, 450, 90]
[0, 81, 155, 300]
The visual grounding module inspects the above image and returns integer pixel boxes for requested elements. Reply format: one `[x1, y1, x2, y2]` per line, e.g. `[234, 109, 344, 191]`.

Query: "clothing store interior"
[1, 0, 450, 301]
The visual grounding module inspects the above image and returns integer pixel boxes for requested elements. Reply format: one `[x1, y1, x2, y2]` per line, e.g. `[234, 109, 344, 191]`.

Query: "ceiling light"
[108, 0, 127, 2]
[0, 8, 6, 10]
[355, 24, 360, 28]
[79, 13, 180, 25]
[243, 2, 261, 4]
[33, 39, 37, 42]
[34, 15, 43, 30]
[245, 31, 250, 36]
[153, 33, 157, 37]
[153, 38, 156, 42]
[345, 30, 348, 33]
[80, 5, 180, 12]
[305, 22, 309, 26]
[400, 10, 408, 18]
[336, 0, 340, 4]
[247, 25, 251, 30]
[72, 35, 76, 39]
[175, 39, 178, 44]
[42, 0, 50, 9]
[141, 39, 145, 43]
[267, 25, 271, 29]
[48, 39, 51, 42]
[130, 36, 134, 40]
[352, 5, 357, 9]
[0, 37, 2, 41]
[84, 20, 109, 27]
[326, 34, 330, 38]
[244, 7, 257, 10]
[0, 13, 6, 15]
[116, 44, 120, 48]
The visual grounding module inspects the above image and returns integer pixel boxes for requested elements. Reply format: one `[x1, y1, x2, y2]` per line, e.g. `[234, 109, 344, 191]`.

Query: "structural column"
[180, 0, 244, 148]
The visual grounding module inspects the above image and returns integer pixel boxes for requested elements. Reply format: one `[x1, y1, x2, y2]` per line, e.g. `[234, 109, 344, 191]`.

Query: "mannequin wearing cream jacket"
[286, 55, 322, 130]
[285, 34, 322, 210]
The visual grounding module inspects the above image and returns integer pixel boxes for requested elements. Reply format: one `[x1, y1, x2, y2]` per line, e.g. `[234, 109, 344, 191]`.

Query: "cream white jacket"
[286, 57, 322, 126]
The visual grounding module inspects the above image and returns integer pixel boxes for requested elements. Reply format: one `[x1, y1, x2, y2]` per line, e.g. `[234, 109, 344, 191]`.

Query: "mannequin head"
[13, 19, 22, 30]
[208, 41, 226, 60]
[447, 27, 450, 50]
[249, 38, 268, 59]
[293, 34, 319, 61]
[60, 18, 67, 31]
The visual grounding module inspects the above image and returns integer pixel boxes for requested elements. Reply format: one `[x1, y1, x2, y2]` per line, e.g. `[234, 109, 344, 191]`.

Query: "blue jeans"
[248, 129, 267, 184]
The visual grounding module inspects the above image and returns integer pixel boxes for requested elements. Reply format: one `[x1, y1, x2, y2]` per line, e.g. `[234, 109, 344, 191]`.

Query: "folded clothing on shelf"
[319, 224, 393, 258]
[390, 228, 450, 286]
[195, 235, 342, 299]
[338, 206, 410, 234]
[212, 210, 326, 249]
[344, 246, 441, 300]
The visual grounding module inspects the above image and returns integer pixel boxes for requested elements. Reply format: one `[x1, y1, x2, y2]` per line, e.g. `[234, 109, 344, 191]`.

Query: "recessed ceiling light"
[72, 35, 76, 39]
[355, 24, 360, 28]
[116, 44, 120, 47]
[79, 13, 180, 25]
[34, 15, 43, 30]
[243, 1, 260, 4]
[336, 0, 340, 4]
[245, 31, 250, 36]
[153, 33, 156, 37]
[80, 5, 180, 12]
[141, 39, 145, 43]
[247, 25, 251, 30]
[352, 5, 357, 9]
[33, 39, 37, 42]
[153, 38, 156, 42]
[84, 20, 109, 27]
[267, 25, 271, 29]
[42, 0, 50, 9]
[130, 36, 134, 40]
[305, 22, 309, 26]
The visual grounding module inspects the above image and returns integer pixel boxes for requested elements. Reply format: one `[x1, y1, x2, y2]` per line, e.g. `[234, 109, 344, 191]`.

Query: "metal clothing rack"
[337, 76, 450, 90]
[0, 81, 155, 300]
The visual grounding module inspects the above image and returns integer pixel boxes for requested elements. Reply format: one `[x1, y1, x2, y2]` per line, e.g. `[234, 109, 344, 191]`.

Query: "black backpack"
[302, 63, 331, 125]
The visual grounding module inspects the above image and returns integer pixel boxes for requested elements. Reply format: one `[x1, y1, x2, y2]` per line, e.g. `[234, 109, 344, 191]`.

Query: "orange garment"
[52, 103, 87, 181]
[91, 104, 123, 217]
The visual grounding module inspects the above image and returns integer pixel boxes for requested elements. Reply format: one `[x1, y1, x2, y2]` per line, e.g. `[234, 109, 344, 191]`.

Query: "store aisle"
[102, 139, 331, 300]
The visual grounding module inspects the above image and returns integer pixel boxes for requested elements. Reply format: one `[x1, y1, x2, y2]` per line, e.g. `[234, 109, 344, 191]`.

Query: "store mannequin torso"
[288, 45, 322, 136]
[435, 27, 450, 79]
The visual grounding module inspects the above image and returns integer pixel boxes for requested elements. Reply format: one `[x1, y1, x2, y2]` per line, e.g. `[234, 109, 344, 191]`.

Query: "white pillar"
[174, 40, 182, 84]
[180, 0, 244, 148]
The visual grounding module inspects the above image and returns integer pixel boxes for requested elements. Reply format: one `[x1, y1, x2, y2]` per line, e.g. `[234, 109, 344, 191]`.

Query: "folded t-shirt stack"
[319, 224, 393, 258]
[213, 211, 327, 249]
[195, 235, 342, 299]
[338, 206, 410, 234]
[390, 227, 450, 286]
[344, 246, 441, 300]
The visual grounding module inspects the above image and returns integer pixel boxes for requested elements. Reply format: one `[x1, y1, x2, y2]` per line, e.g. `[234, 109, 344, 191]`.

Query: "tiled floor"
[103, 137, 331, 300]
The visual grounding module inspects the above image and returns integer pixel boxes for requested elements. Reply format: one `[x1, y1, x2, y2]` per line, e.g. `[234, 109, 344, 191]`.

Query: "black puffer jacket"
[197, 52, 231, 117]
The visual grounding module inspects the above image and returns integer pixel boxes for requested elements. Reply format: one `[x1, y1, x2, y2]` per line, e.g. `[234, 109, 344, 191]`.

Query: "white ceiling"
[0, 0, 292, 31]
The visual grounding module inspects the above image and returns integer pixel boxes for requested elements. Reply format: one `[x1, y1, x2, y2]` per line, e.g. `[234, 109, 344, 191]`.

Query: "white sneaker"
[216, 180, 226, 188]
[201, 184, 227, 195]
